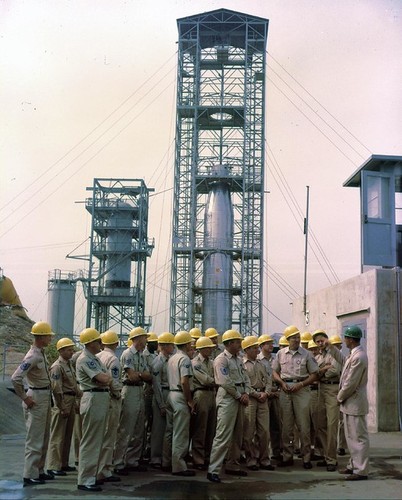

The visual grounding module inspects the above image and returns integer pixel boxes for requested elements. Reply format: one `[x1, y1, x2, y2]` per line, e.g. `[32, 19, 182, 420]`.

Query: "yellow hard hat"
[242, 335, 259, 350]
[158, 332, 175, 344]
[128, 326, 148, 340]
[56, 337, 75, 350]
[195, 337, 215, 349]
[329, 334, 342, 345]
[174, 331, 192, 345]
[101, 330, 119, 345]
[312, 329, 328, 340]
[31, 321, 54, 336]
[222, 329, 242, 342]
[205, 327, 219, 339]
[127, 338, 133, 347]
[147, 332, 158, 342]
[301, 331, 313, 343]
[307, 339, 318, 349]
[284, 325, 300, 339]
[279, 335, 290, 346]
[189, 327, 202, 339]
[80, 327, 101, 345]
[258, 334, 274, 346]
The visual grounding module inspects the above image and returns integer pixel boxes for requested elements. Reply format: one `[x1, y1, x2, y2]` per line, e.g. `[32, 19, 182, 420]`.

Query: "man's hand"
[23, 396, 35, 409]
[239, 393, 249, 406]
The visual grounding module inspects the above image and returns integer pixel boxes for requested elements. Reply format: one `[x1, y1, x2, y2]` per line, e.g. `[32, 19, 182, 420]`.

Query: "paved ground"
[0, 431, 401, 500]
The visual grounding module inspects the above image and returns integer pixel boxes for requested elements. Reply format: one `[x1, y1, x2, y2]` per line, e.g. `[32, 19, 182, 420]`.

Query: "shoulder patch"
[19, 362, 31, 371]
[194, 364, 202, 371]
[86, 360, 97, 370]
[111, 366, 119, 378]
[184, 363, 190, 369]
[220, 366, 228, 376]
[153, 370, 160, 376]
[51, 372, 60, 380]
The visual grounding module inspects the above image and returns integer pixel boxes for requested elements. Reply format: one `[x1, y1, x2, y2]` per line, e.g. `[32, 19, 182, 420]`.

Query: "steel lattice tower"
[85, 178, 154, 338]
[170, 9, 268, 335]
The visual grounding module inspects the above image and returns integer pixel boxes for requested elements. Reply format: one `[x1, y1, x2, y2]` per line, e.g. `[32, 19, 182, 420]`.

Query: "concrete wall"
[292, 268, 400, 432]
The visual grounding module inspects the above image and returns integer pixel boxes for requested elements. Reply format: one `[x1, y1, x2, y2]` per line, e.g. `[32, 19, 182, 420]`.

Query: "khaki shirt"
[97, 347, 122, 397]
[243, 356, 272, 396]
[192, 352, 215, 390]
[213, 349, 251, 399]
[167, 350, 193, 391]
[143, 348, 157, 396]
[11, 345, 51, 400]
[316, 347, 342, 382]
[272, 346, 318, 380]
[120, 346, 148, 384]
[50, 356, 81, 410]
[76, 347, 108, 391]
[152, 352, 170, 409]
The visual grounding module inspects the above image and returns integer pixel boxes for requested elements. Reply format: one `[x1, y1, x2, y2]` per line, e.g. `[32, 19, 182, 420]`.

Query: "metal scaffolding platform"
[85, 178, 154, 337]
[170, 9, 268, 335]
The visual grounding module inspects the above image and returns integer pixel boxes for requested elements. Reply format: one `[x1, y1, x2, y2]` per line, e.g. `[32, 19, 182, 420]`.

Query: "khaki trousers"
[343, 413, 370, 476]
[244, 397, 270, 466]
[150, 394, 167, 465]
[279, 386, 311, 463]
[77, 392, 109, 486]
[191, 389, 216, 466]
[268, 395, 282, 457]
[47, 394, 76, 469]
[168, 391, 191, 473]
[309, 388, 324, 456]
[23, 389, 52, 479]
[98, 397, 122, 478]
[208, 392, 245, 475]
[317, 384, 339, 465]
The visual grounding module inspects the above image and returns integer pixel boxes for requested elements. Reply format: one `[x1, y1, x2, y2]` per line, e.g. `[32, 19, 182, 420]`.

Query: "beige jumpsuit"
[11, 346, 52, 480]
[150, 352, 170, 466]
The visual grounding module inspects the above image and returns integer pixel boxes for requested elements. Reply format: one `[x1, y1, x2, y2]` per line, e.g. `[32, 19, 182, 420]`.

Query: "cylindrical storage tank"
[202, 164, 233, 334]
[47, 269, 76, 338]
[105, 201, 132, 296]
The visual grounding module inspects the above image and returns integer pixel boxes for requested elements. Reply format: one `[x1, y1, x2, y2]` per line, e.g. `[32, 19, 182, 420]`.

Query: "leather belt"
[310, 386, 318, 391]
[63, 391, 76, 396]
[170, 389, 183, 392]
[123, 381, 143, 386]
[235, 383, 245, 387]
[83, 388, 109, 393]
[282, 379, 306, 383]
[29, 386, 50, 390]
[253, 388, 265, 392]
[161, 386, 169, 390]
[194, 387, 215, 392]
[321, 380, 339, 384]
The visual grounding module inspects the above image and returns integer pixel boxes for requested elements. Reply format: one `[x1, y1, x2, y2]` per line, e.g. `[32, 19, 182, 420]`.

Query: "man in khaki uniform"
[207, 330, 251, 483]
[96, 330, 123, 483]
[47, 337, 81, 475]
[257, 334, 282, 461]
[150, 332, 175, 468]
[11, 321, 54, 487]
[313, 329, 342, 472]
[191, 336, 217, 470]
[204, 328, 224, 360]
[272, 325, 318, 469]
[76, 327, 111, 492]
[166, 331, 196, 476]
[142, 332, 158, 461]
[242, 336, 274, 471]
[113, 327, 151, 475]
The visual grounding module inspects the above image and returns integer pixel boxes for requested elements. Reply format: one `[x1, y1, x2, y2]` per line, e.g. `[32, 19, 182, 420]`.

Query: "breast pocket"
[295, 358, 307, 377]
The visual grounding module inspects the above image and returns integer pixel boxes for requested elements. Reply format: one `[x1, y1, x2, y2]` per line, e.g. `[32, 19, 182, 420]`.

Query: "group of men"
[11, 320, 369, 491]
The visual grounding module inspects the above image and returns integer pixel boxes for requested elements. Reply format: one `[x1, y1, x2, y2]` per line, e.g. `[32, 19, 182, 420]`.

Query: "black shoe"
[311, 454, 324, 461]
[77, 484, 103, 491]
[150, 463, 162, 469]
[317, 460, 327, 467]
[277, 459, 294, 467]
[114, 468, 129, 476]
[103, 475, 121, 482]
[247, 465, 259, 471]
[345, 474, 368, 481]
[303, 462, 313, 469]
[337, 448, 346, 456]
[327, 465, 337, 472]
[172, 470, 195, 477]
[95, 479, 104, 485]
[47, 469, 67, 476]
[271, 455, 283, 462]
[61, 465, 76, 472]
[23, 478, 45, 487]
[225, 469, 248, 476]
[339, 467, 353, 475]
[260, 464, 275, 471]
[39, 473, 54, 480]
[207, 472, 221, 483]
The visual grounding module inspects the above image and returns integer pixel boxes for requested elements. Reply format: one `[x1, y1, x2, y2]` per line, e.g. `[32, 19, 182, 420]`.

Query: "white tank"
[47, 269, 76, 337]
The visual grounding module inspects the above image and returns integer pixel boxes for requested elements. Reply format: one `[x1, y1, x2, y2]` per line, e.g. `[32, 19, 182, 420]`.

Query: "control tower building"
[170, 9, 268, 335]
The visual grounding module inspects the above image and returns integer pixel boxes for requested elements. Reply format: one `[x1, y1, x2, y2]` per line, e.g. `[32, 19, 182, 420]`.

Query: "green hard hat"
[344, 325, 363, 339]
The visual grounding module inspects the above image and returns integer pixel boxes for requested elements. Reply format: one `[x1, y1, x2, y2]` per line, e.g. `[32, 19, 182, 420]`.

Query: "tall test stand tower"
[170, 9, 268, 335]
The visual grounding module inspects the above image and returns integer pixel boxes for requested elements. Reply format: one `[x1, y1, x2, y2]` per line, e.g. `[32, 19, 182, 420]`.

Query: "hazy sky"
[1, 0, 401, 336]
